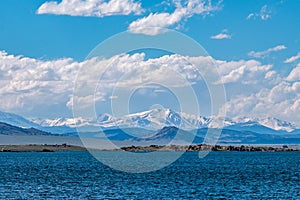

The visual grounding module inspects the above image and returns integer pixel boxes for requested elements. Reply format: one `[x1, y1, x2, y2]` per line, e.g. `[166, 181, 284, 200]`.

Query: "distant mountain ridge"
[95, 109, 298, 133]
[1, 109, 300, 145]
[0, 109, 299, 135]
[98, 126, 300, 145]
[0, 122, 52, 136]
[0, 111, 75, 134]
[0, 111, 41, 129]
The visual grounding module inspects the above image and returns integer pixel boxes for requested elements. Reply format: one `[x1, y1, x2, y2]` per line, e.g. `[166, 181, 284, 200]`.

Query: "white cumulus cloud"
[128, 0, 220, 35]
[0, 51, 208, 115]
[210, 29, 231, 40]
[3, 50, 300, 126]
[215, 59, 275, 85]
[284, 52, 300, 63]
[286, 63, 300, 81]
[248, 45, 287, 58]
[224, 80, 300, 126]
[0, 50, 95, 114]
[37, 0, 144, 17]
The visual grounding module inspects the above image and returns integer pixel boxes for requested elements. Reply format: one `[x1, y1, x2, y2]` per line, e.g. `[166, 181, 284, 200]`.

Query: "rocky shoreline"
[120, 144, 300, 152]
[1, 144, 299, 152]
[0, 144, 86, 152]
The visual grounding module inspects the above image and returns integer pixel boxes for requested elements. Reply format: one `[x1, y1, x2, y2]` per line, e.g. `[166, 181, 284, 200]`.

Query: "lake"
[0, 151, 299, 199]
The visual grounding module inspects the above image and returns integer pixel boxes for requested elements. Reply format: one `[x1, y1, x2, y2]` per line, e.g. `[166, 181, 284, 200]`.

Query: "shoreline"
[119, 144, 300, 152]
[1, 143, 300, 152]
[0, 144, 87, 152]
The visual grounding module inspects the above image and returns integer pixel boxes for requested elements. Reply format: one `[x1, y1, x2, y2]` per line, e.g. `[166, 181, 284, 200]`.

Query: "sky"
[0, 0, 299, 125]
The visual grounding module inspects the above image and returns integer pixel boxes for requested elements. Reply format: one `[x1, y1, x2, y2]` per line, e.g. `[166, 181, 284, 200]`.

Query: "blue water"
[0, 151, 299, 199]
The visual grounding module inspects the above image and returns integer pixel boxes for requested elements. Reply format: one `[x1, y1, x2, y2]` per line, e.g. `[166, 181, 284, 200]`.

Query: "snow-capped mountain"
[32, 117, 94, 128]
[231, 117, 298, 133]
[0, 109, 298, 134]
[95, 108, 298, 133]
[30, 117, 99, 133]
[96, 108, 211, 130]
[98, 113, 114, 123]
[254, 117, 297, 132]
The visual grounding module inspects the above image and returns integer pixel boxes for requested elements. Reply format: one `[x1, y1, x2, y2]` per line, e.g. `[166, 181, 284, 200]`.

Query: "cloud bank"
[37, 0, 144, 17]
[2, 50, 300, 125]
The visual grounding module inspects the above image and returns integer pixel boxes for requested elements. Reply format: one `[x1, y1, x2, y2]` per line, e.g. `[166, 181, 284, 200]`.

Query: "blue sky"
[0, 0, 300, 125]
[1, 0, 298, 63]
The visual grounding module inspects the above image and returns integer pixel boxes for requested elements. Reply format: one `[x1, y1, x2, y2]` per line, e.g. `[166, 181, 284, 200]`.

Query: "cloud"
[0, 50, 95, 114]
[0, 50, 93, 81]
[187, 55, 300, 126]
[37, 0, 144, 17]
[248, 45, 287, 58]
[86, 53, 204, 89]
[247, 5, 272, 20]
[224, 80, 300, 126]
[74, 54, 279, 118]
[128, 0, 220, 35]
[68, 54, 300, 126]
[284, 52, 300, 63]
[1, 50, 271, 116]
[66, 94, 106, 110]
[286, 63, 300, 81]
[0, 51, 208, 114]
[3, 50, 300, 126]
[109, 95, 118, 100]
[210, 29, 231, 40]
[220, 61, 300, 126]
[215, 60, 275, 85]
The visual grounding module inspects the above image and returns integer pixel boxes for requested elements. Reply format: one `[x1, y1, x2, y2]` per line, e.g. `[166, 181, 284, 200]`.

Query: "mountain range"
[95, 108, 298, 133]
[1, 109, 300, 145]
[1, 109, 299, 134]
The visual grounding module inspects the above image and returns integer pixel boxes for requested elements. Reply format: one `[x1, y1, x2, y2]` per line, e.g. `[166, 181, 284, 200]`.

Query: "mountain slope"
[135, 126, 203, 143]
[0, 111, 41, 129]
[0, 122, 52, 136]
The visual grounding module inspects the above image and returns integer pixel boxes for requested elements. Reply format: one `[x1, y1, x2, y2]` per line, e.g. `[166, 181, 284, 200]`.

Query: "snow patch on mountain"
[32, 117, 94, 128]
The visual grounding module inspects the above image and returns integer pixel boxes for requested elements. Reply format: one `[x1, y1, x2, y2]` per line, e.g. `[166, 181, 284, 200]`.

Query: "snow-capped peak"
[32, 117, 93, 128]
[94, 109, 299, 132]
[97, 108, 209, 130]
[232, 116, 297, 132]
[97, 113, 114, 123]
[258, 117, 297, 132]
